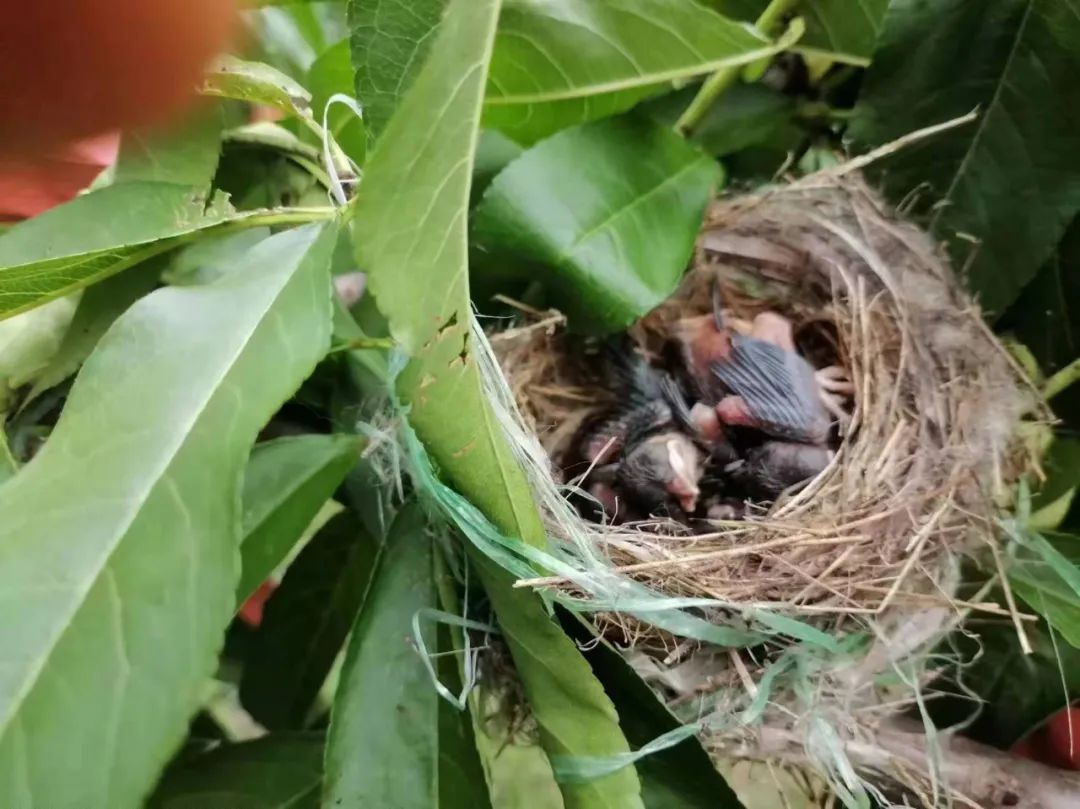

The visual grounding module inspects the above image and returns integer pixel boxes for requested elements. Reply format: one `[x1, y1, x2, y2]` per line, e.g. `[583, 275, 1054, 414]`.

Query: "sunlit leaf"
[114, 108, 224, 189]
[0, 295, 77, 411]
[21, 258, 161, 407]
[0, 183, 232, 320]
[350, 0, 643, 804]
[473, 117, 721, 334]
[163, 230, 273, 288]
[564, 613, 745, 808]
[1010, 531, 1080, 648]
[0, 222, 337, 808]
[477, 562, 646, 808]
[202, 56, 314, 119]
[483, 0, 782, 144]
[308, 39, 367, 163]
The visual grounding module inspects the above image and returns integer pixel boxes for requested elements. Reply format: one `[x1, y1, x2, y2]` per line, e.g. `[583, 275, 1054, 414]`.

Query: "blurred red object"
[0, 133, 119, 221]
[238, 581, 278, 629]
[1012, 706, 1080, 770]
[0, 0, 239, 155]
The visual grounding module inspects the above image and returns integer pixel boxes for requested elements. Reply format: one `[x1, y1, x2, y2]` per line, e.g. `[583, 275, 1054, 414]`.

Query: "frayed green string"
[549, 722, 705, 783]
[411, 607, 497, 710]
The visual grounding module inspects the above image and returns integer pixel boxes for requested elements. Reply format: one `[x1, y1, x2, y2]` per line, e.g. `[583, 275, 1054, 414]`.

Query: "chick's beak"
[664, 437, 701, 513]
[668, 476, 699, 513]
[678, 490, 699, 513]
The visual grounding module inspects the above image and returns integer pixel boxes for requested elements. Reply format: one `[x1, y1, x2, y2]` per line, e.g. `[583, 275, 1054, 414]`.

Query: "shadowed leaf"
[241, 510, 379, 729]
[149, 734, 324, 809]
[239, 433, 363, 604]
[850, 0, 1080, 315]
[323, 503, 438, 807]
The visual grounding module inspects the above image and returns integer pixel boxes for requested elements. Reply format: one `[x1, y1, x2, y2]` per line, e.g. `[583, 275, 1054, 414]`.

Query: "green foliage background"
[0, 0, 1079, 807]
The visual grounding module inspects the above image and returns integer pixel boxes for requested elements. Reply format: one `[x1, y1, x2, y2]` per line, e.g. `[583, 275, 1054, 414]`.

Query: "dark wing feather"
[710, 335, 830, 443]
[656, 372, 696, 435]
[600, 340, 663, 407]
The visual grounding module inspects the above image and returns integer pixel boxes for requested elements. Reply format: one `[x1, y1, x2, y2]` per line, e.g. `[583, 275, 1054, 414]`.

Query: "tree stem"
[1044, 357, 1080, 401]
[675, 0, 800, 136]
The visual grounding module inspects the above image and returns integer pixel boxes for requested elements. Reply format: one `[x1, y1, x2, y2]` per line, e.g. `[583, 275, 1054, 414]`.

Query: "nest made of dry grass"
[491, 174, 1039, 635]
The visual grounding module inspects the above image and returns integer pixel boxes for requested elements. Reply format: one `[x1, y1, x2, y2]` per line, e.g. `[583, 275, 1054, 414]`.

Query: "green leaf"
[203, 56, 314, 119]
[563, 613, 744, 809]
[929, 611, 1080, 749]
[240, 510, 379, 730]
[0, 295, 78, 411]
[473, 117, 721, 334]
[149, 734, 324, 809]
[483, 0, 782, 144]
[707, 0, 887, 64]
[472, 130, 524, 204]
[433, 542, 563, 809]
[474, 556, 645, 809]
[0, 183, 233, 320]
[114, 108, 224, 189]
[0, 222, 337, 808]
[1010, 531, 1080, 648]
[163, 229, 273, 288]
[1030, 438, 1080, 531]
[643, 83, 797, 159]
[436, 626, 495, 809]
[239, 433, 363, 603]
[0, 421, 15, 480]
[470, 699, 565, 809]
[352, 0, 643, 803]
[850, 0, 1080, 315]
[347, 0, 534, 593]
[323, 502, 438, 807]
[21, 258, 161, 407]
[999, 217, 1080, 429]
[797, 0, 888, 63]
[347, 0, 447, 140]
[308, 39, 367, 164]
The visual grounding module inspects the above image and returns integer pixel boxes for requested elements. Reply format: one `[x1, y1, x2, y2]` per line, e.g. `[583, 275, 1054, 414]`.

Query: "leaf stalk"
[1044, 357, 1080, 401]
[675, 0, 800, 136]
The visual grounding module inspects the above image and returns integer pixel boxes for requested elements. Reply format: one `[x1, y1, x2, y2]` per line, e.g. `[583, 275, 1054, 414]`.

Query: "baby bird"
[582, 341, 695, 465]
[676, 284, 833, 445]
[616, 431, 704, 515]
[727, 440, 833, 499]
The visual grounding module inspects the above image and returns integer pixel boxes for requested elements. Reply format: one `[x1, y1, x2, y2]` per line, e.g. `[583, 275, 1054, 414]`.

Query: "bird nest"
[483, 173, 1043, 801]
[493, 174, 1033, 624]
